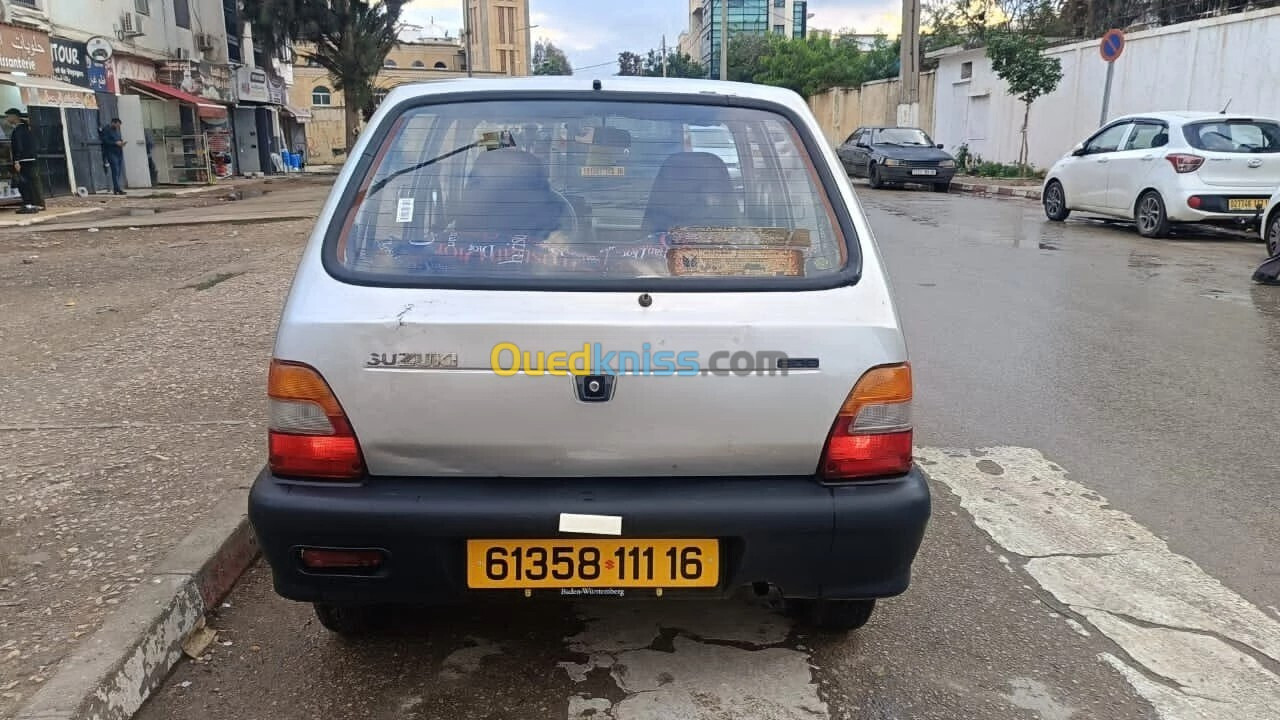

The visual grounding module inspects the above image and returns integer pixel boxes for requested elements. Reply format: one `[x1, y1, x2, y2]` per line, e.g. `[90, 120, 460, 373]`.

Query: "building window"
[11, 0, 37, 6]
[500, 50, 508, 73]
[135, 0, 150, 15]
[434, 61, 447, 69]
[174, 0, 191, 28]
[774, 0, 784, 6]
[312, 86, 332, 106]
[384, 59, 397, 67]
[412, 60, 426, 68]
[960, 61, 973, 79]
[773, 24, 785, 34]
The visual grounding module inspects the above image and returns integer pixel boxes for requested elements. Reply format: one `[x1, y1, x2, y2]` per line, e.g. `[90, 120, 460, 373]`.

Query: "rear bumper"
[248, 467, 932, 605]
[1165, 188, 1272, 225]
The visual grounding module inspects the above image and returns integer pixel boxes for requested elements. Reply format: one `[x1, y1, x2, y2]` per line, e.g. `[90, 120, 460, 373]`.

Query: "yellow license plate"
[466, 539, 719, 589]
[1228, 198, 1267, 211]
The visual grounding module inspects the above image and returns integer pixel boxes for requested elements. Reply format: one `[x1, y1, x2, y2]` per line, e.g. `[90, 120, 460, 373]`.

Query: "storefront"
[50, 36, 115, 194]
[124, 79, 229, 185]
[280, 104, 311, 165]
[0, 21, 102, 199]
[232, 65, 283, 176]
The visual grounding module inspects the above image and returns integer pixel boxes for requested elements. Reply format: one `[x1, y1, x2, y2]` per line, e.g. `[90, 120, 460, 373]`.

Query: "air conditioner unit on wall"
[196, 33, 217, 51]
[122, 12, 144, 37]
[174, 47, 191, 60]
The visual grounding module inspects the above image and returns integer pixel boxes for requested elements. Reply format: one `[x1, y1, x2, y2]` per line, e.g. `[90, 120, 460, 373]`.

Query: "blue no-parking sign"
[1100, 29, 1125, 62]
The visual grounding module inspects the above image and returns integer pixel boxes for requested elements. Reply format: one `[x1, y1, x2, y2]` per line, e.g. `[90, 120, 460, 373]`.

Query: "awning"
[281, 104, 312, 123]
[125, 79, 228, 119]
[0, 73, 98, 110]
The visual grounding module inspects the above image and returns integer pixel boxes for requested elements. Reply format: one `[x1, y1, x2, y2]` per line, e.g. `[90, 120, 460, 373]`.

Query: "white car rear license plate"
[911, 168, 938, 176]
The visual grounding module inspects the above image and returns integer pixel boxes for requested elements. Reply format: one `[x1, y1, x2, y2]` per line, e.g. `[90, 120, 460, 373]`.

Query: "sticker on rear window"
[396, 198, 414, 223]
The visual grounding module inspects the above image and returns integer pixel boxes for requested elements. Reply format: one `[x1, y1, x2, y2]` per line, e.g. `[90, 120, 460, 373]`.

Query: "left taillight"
[819, 363, 913, 481]
[267, 359, 365, 480]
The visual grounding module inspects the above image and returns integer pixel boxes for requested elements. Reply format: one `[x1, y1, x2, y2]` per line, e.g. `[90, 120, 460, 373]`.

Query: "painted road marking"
[918, 446, 1280, 720]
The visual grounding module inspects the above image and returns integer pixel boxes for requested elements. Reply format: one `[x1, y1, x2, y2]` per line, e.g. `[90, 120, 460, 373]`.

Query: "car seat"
[453, 147, 565, 236]
[642, 151, 742, 235]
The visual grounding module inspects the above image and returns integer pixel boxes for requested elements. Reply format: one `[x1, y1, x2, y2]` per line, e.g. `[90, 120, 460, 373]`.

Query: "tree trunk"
[344, 101, 361, 153]
[1020, 101, 1031, 177]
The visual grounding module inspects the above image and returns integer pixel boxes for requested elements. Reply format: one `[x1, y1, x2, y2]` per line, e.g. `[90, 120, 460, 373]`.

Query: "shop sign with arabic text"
[0, 22, 53, 76]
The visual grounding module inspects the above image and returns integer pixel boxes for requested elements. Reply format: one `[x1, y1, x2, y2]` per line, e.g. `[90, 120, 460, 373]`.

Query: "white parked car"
[1043, 111, 1280, 238]
[1260, 188, 1280, 257]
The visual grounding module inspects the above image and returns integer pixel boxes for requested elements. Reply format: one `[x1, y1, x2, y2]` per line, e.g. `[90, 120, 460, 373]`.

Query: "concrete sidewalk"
[27, 185, 328, 233]
[0, 179, 333, 720]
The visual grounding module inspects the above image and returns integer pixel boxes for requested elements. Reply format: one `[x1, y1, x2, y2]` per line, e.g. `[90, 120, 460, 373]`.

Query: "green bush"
[964, 159, 1044, 180]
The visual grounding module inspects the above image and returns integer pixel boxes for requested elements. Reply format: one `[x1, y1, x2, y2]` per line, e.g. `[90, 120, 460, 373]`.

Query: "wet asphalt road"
[135, 186, 1279, 720]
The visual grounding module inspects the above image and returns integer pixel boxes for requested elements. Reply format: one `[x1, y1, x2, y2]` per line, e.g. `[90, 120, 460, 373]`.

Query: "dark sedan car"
[837, 126, 957, 192]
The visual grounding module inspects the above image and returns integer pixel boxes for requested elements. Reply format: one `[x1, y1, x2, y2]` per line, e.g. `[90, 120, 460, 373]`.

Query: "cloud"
[808, 1, 904, 37]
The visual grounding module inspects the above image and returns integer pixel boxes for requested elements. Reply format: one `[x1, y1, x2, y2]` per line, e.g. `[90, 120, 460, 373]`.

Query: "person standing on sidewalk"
[5, 108, 43, 214]
[100, 118, 127, 195]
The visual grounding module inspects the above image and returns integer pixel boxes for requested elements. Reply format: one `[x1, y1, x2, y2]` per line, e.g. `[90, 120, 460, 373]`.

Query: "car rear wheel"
[1043, 180, 1070, 221]
[867, 163, 884, 189]
[1267, 211, 1280, 257]
[786, 598, 876, 632]
[1136, 190, 1171, 238]
[313, 602, 378, 636]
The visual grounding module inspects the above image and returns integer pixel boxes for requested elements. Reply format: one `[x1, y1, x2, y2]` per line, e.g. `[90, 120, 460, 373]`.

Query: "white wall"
[49, 0, 230, 64]
[931, 6, 1280, 169]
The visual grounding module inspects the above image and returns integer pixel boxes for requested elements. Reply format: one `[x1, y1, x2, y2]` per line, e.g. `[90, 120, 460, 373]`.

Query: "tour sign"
[1100, 29, 1125, 62]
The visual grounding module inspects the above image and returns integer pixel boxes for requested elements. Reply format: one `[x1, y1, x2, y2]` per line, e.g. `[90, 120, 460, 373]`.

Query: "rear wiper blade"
[366, 141, 480, 196]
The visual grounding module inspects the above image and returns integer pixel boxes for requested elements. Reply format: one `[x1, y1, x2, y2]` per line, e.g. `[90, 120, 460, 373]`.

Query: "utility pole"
[463, 0, 474, 77]
[897, 0, 921, 125]
[662, 35, 668, 77]
[720, 0, 728, 81]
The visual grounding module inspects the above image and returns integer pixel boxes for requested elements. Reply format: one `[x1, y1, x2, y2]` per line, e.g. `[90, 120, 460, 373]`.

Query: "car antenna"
[1220, 98, 1232, 114]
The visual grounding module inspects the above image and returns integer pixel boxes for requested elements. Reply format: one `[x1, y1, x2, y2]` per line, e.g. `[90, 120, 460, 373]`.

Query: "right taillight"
[1166, 153, 1205, 173]
[819, 363, 913, 481]
[267, 359, 365, 480]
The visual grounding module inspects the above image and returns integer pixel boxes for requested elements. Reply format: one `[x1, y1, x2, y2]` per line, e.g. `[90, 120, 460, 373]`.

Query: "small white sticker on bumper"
[559, 513, 622, 536]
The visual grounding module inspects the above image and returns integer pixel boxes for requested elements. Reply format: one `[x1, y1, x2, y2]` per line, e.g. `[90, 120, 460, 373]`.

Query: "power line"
[570, 59, 619, 71]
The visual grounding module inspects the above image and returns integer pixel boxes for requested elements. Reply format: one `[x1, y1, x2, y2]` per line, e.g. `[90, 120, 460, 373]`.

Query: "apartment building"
[465, 0, 532, 76]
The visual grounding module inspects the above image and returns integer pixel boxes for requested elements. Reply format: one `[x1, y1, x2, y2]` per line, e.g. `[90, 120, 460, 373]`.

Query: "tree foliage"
[616, 51, 644, 76]
[726, 34, 770, 83]
[532, 41, 572, 75]
[986, 30, 1062, 168]
[756, 35, 900, 97]
[241, 0, 406, 151]
[640, 49, 707, 78]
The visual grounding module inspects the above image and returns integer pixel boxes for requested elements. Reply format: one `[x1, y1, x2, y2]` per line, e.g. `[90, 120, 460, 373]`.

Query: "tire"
[1135, 190, 1171, 238]
[867, 163, 884, 189]
[933, 182, 950, 193]
[313, 603, 377, 637]
[1266, 210, 1280, 257]
[1043, 180, 1070, 221]
[786, 598, 876, 632]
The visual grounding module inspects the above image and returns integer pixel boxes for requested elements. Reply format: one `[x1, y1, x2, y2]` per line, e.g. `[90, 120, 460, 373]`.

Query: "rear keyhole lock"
[638, 293, 653, 307]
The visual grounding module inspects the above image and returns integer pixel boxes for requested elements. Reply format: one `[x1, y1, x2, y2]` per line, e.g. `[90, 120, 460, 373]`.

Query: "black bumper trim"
[248, 468, 931, 605]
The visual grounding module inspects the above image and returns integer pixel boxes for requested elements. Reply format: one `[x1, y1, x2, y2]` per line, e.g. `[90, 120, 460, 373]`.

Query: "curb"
[0, 208, 102, 228]
[15, 489, 259, 720]
[951, 181, 1042, 201]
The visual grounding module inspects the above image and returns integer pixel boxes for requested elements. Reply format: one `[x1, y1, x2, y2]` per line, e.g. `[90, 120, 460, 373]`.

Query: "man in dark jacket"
[5, 108, 42, 214]
[100, 118, 127, 195]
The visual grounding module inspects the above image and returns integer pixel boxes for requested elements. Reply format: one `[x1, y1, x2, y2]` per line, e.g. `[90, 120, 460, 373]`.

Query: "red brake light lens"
[267, 360, 364, 479]
[820, 364, 913, 481]
[1166, 153, 1204, 173]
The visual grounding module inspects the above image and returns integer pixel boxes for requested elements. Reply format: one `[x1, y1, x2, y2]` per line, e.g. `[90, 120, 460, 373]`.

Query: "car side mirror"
[936, 143, 944, 149]
[1071, 146, 1088, 157]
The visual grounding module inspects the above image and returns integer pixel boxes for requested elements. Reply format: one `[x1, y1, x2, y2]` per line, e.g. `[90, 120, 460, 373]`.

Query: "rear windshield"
[332, 99, 851, 285]
[1182, 120, 1280, 153]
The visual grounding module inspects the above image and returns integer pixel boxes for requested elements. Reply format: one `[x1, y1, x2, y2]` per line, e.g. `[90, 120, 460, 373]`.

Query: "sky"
[401, 0, 903, 75]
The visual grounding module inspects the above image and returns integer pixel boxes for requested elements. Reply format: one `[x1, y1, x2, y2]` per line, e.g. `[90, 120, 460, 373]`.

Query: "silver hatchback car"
[249, 76, 930, 635]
